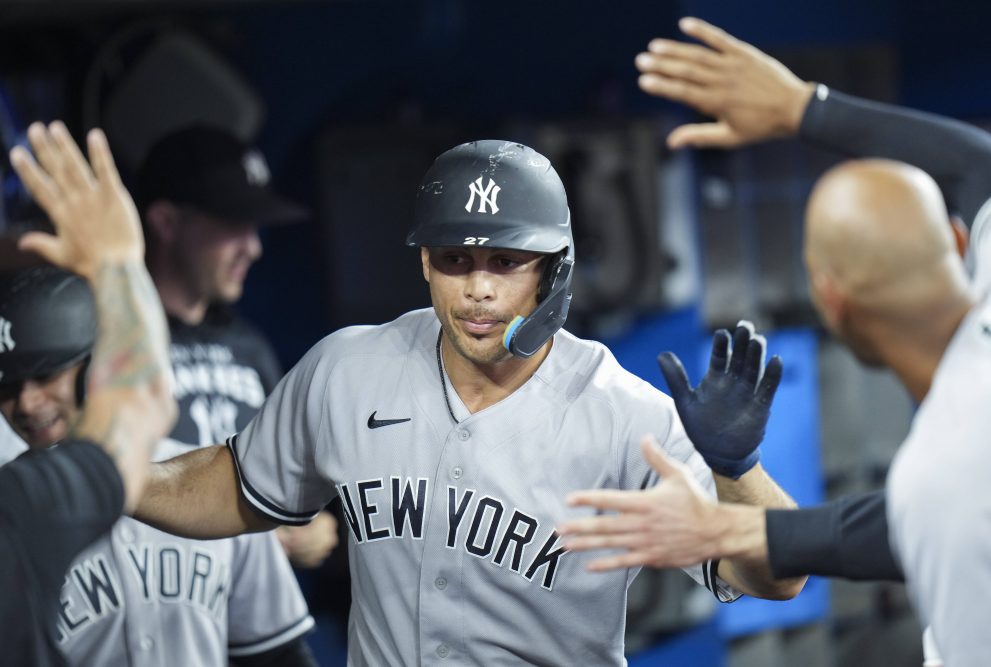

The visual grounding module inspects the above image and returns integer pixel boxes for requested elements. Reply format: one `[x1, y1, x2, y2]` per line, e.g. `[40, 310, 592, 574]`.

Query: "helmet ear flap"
[74, 356, 90, 408]
[537, 250, 566, 303]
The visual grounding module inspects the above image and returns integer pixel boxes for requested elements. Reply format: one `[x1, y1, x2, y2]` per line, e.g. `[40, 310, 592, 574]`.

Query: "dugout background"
[0, 1, 984, 665]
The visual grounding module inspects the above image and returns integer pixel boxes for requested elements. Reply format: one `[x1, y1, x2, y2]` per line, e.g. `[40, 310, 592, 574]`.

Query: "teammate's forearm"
[134, 444, 274, 539]
[713, 463, 796, 510]
[712, 502, 805, 599]
[800, 88, 991, 224]
[72, 259, 175, 512]
[712, 464, 805, 599]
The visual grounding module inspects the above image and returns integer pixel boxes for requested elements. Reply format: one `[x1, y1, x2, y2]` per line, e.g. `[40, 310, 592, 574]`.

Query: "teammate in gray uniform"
[0, 266, 318, 666]
[134, 140, 805, 665]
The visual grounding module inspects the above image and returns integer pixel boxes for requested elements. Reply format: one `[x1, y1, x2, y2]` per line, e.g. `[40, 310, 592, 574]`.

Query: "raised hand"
[658, 321, 783, 479]
[9, 121, 143, 279]
[636, 17, 816, 150]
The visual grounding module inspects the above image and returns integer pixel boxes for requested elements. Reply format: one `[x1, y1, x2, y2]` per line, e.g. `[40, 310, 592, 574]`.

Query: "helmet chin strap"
[502, 255, 574, 358]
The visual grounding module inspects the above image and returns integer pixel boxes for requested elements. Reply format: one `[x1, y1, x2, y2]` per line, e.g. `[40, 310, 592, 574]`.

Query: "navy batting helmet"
[406, 140, 574, 358]
[0, 266, 96, 386]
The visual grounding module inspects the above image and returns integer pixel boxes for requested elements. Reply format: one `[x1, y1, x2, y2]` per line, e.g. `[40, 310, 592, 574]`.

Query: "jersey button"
[457, 429, 470, 441]
[436, 644, 450, 659]
[434, 576, 448, 590]
[450, 466, 464, 480]
[139, 636, 154, 651]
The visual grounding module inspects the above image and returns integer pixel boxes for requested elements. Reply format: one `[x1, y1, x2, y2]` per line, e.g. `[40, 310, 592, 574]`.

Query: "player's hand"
[636, 17, 816, 150]
[658, 321, 782, 479]
[558, 435, 723, 571]
[277, 511, 339, 569]
[9, 121, 143, 281]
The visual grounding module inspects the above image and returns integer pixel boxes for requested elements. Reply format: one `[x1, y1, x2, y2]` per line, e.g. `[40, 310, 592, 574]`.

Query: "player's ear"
[144, 200, 181, 245]
[420, 247, 431, 283]
[810, 269, 846, 333]
[949, 215, 969, 260]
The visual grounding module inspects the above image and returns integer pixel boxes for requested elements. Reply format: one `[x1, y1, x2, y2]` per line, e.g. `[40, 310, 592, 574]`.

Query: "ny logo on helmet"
[465, 177, 501, 214]
[0, 318, 14, 353]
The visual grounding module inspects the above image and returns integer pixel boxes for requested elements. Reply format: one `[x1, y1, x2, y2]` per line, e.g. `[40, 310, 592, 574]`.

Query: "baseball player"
[562, 158, 989, 666]
[1, 122, 174, 666]
[0, 265, 319, 666]
[135, 125, 337, 568]
[133, 139, 804, 665]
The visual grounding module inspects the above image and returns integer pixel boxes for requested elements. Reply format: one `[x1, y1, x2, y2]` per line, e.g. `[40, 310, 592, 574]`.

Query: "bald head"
[804, 159, 974, 380]
[805, 159, 964, 308]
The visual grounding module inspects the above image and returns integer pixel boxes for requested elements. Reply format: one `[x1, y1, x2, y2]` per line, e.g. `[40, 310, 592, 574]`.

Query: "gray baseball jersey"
[886, 292, 991, 667]
[35, 438, 313, 666]
[230, 308, 740, 666]
[886, 197, 991, 666]
[967, 196, 991, 295]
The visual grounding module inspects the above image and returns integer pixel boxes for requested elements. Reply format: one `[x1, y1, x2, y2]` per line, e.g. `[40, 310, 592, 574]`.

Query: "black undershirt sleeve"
[0, 439, 125, 666]
[229, 636, 318, 667]
[765, 490, 903, 582]
[799, 87, 991, 226]
[1, 439, 125, 587]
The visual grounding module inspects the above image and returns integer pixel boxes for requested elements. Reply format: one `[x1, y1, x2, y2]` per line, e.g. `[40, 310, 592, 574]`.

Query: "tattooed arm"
[9, 121, 175, 511]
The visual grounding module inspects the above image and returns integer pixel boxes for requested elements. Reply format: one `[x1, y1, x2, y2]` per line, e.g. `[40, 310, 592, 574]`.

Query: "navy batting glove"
[657, 321, 783, 480]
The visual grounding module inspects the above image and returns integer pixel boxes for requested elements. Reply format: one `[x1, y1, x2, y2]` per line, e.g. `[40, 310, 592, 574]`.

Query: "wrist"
[784, 80, 817, 136]
[715, 503, 769, 562]
[702, 448, 760, 480]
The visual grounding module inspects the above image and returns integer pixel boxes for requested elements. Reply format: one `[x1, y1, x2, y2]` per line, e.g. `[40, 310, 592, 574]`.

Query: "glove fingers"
[743, 335, 767, 388]
[756, 355, 784, 405]
[728, 320, 754, 377]
[708, 329, 731, 373]
[658, 351, 691, 404]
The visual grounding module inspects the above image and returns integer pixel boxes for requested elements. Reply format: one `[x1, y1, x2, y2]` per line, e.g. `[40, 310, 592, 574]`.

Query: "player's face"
[173, 209, 262, 305]
[0, 362, 84, 449]
[422, 246, 545, 365]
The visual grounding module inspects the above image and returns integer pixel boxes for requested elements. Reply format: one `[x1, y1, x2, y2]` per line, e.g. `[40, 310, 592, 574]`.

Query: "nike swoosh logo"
[367, 411, 412, 429]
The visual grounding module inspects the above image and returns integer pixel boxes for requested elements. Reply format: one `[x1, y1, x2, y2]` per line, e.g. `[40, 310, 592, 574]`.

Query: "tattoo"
[68, 260, 171, 456]
[83, 261, 170, 394]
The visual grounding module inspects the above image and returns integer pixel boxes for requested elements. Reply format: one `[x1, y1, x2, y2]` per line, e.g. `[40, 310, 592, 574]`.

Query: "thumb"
[641, 435, 682, 480]
[657, 351, 691, 404]
[668, 122, 739, 149]
[17, 232, 63, 266]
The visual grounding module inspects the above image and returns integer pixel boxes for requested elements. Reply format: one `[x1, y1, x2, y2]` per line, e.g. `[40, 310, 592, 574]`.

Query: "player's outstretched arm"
[9, 121, 175, 512]
[639, 17, 991, 225]
[559, 436, 804, 600]
[135, 444, 276, 539]
[559, 436, 769, 570]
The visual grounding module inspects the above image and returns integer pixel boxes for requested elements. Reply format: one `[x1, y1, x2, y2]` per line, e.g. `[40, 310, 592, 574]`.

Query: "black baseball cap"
[136, 125, 308, 226]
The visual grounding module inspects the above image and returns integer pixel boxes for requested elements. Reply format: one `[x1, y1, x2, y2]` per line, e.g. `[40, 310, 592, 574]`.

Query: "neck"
[147, 259, 208, 326]
[875, 292, 975, 403]
[442, 335, 551, 414]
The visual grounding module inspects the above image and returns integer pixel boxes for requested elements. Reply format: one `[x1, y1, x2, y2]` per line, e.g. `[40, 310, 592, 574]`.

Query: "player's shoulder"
[545, 329, 670, 411]
[296, 308, 436, 370]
